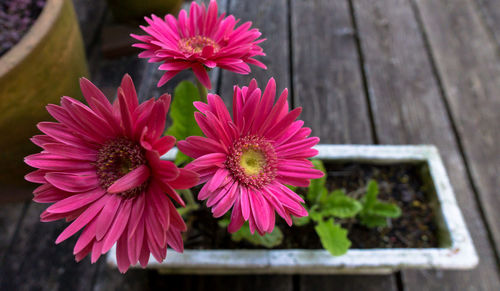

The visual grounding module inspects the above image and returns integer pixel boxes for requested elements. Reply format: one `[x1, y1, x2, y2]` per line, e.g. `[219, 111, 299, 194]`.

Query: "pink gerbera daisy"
[131, 0, 266, 89]
[178, 78, 323, 235]
[24, 74, 198, 273]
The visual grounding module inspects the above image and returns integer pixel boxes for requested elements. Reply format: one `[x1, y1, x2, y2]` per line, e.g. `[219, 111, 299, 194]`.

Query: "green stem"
[178, 188, 199, 210]
[196, 79, 208, 103]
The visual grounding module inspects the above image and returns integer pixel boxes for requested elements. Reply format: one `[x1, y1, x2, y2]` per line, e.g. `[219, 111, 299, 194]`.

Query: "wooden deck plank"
[291, 0, 396, 290]
[298, 275, 398, 291]
[0, 202, 27, 262]
[474, 0, 500, 46]
[351, 0, 500, 289]
[72, 0, 107, 51]
[412, 0, 500, 265]
[149, 274, 293, 291]
[93, 267, 150, 291]
[0, 203, 99, 291]
[291, 0, 373, 144]
[219, 0, 290, 107]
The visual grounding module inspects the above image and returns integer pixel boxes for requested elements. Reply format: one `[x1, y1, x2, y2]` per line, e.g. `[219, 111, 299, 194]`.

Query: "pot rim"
[0, 0, 63, 77]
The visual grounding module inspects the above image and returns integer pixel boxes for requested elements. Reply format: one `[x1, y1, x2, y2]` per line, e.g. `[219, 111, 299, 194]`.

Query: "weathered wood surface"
[0, 203, 99, 291]
[351, 0, 500, 289]
[291, 0, 373, 144]
[149, 274, 293, 291]
[219, 0, 290, 108]
[291, 0, 397, 290]
[474, 0, 500, 46]
[413, 0, 500, 266]
[72, 0, 107, 51]
[298, 275, 398, 291]
[0, 202, 27, 260]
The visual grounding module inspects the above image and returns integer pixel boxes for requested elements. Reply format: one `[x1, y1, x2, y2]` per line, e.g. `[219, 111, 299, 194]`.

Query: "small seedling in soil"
[179, 161, 438, 252]
[302, 160, 402, 256]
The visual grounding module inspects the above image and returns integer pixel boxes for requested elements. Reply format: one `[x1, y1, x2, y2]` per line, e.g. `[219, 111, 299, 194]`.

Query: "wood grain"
[72, 0, 107, 50]
[351, 0, 500, 289]
[291, 0, 396, 290]
[0, 203, 99, 291]
[474, 0, 500, 46]
[219, 0, 290, 107]
[149, 274, 293, 291]
[0, 202, 27, 261]
[412, 0, 500, 265]
[299, 275, 398, 291]
[93, 267, 150, 291]
[291, 0, 373, 144]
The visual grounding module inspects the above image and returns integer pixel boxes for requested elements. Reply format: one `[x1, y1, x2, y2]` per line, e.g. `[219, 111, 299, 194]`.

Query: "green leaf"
[310, 211, 323, 222]
[307, 160, 327, 203]
[369, 202, 402, 218]
[315, 219, 351, 256]
[174, 151, 192, 166]
[218, 218, 230, 228]
[322, 191, 362, 218]
[231, 223, 283, 248]
[165, 81, 204, 165]
[359, 213, 388, 228]
[317, 188, 329, 205]
[358, 179, 402, 228]
[309, 205, 323, 222]
[363, 179, 379, 209]
[293, 215, 311, 226]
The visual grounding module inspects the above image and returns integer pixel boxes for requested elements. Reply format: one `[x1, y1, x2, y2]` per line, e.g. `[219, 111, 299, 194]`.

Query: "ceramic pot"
[0, 0, 88, 198]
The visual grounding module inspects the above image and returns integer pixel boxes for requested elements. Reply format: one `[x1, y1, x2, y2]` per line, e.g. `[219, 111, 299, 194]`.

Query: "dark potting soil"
[183, 162, 440, 250]
[0, 0, 46, 57]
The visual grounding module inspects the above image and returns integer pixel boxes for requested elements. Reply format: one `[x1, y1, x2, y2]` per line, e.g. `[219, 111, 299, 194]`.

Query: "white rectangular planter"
[107, 145, 478, 274]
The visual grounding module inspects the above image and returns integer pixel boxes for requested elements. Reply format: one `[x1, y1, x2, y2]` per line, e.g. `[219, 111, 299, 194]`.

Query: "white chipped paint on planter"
[107, 145, 478, 274]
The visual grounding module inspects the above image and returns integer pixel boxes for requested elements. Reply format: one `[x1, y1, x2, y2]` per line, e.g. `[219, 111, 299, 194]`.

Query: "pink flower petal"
[116, 231, 131, 273]
[107, 165, 150, 194]
[102, 199, 133, 254]
[168, 168, 199, 189]
[120, 74, 139, 114]
[228, 195, 245, 233]
[47, 188, 105, 214]
[45, 172, 99, 193]
[166, 227, 184, 253]
[55, 195, 109, 244]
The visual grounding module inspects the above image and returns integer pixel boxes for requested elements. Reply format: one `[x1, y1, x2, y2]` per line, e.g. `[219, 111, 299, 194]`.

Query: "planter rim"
[0, 0, 62, 77]
[107, 144, 479, 274]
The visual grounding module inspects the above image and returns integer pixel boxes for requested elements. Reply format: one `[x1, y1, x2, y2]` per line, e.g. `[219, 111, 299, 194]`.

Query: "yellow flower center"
[225, 135, 277, 189]
[240, 149, 266, 176]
